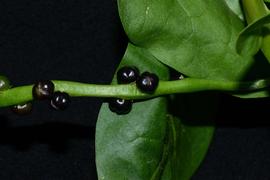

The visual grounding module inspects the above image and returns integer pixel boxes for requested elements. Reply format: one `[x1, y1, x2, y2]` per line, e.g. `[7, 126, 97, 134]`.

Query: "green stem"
[0, 78, 269, 107]
[242, 0, 268, 23]
[242, 0, 270, 61]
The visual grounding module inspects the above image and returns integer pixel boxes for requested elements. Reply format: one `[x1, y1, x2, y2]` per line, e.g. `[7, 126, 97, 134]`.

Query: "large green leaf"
[161, 93, 216, 180]
[96, 44, 170, 179]
[161, 117, 214, 180]
[96, 44, 215, 179]
[96, 0, 256, 179]
[96, 98, 169, 180]
[118, 0, 254, 81]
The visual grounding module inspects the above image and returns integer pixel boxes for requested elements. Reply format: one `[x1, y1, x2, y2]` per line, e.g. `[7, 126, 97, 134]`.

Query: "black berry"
[33, 80, 55, 100]
[117, 66, 139, 84]
[0, 75, 10, 91]
[50, 91, 71, 110]
[136, 72, 159, 93]
[108, 98, 132, 115]
[11, 102, 32, 115]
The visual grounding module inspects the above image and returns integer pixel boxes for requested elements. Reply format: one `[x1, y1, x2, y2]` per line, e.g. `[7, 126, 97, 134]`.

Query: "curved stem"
[242, 0, 268, 23]
[242, 0, 270, 61]
[0, 78, 269, 107]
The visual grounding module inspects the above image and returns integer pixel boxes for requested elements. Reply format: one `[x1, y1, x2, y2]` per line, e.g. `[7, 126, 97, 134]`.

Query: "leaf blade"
[236, 13, 270, 56]
[118, 0, 254, 81]
[161, 115, 214, 180]
[96, 44, 170, 180]
[161, 93, 216, 180]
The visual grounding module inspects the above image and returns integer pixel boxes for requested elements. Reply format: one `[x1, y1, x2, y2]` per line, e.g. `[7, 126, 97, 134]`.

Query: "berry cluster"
[12, 80, 71, 115]
[9, 66, 159, 115]
[108, 66, 159, 115]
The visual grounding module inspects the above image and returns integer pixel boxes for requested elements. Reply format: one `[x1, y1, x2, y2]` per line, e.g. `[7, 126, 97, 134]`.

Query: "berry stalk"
[0, 78, 269, 107]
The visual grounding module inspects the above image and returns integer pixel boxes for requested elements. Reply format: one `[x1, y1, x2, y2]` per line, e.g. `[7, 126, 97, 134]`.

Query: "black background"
[0, 0, 270, 179]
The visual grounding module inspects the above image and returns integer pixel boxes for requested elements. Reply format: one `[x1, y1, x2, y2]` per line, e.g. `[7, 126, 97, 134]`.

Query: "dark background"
[0, 0, 270, 179]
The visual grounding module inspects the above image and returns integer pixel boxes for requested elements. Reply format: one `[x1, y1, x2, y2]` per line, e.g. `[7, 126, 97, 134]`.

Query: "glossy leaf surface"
[225, 0, 244, 21]
[96, 44, 170, 179]
[236, 14, 270, 56]
[96, 44, 215, 180]
[118, 0, 254, 81]
[95, 0, 261, 179]
[161, 93, 216, 180]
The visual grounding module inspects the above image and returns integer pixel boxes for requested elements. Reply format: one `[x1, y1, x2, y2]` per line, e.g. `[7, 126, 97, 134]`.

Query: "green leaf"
[236, 33, 262, 56]
[225, 0, 245, 21]
[162, 117, 214, 180]
[96, 44, 170, 179]
[236, 13, 270, 56]
[234, 90, 270, 98]
[96, 98, 169, 180]
[161, 93, 215, 180]
[97, 0, 255, 178]
[118, 0, 254, 81]
[96, 44, 215, 179]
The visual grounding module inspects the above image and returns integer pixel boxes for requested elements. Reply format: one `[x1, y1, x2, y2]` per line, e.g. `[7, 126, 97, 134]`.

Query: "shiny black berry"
[0, 75, 10, 91]
[50, 91, 70, 110]
[136, 72, 159, 93]
[11, 102, 32, 115]
[33, 80, 55, 100]
[108, 98, 132, 115]
[117, 66, 139, 84]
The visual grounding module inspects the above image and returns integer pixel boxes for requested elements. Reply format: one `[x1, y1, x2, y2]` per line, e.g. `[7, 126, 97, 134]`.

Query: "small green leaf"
[234, 90, 270, 98]
[236, 32, 262, 56]
[236, 13, 270, 56]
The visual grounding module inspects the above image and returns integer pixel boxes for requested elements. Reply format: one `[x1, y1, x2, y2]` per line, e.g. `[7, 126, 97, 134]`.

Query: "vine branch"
[0, 78, 269, 107]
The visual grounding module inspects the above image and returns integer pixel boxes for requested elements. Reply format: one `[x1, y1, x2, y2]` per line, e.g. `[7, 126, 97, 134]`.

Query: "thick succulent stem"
[242, 0, 268, 23]
[0, 78, 269, 107]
